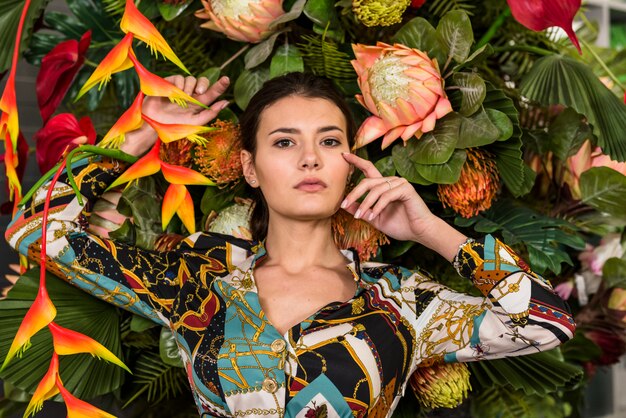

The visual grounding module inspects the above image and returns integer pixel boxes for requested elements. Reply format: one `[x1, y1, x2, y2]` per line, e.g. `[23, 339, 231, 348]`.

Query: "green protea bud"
[352, 0, 410, 27]
[410, 362, 472, 409]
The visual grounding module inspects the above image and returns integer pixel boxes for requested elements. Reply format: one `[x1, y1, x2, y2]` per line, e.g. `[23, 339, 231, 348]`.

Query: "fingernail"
[196, 87, 206, 94]
[368, 212, 375, 221]
[341, 199, 348, 208]
[354, 209, 361, 219]
[220, 101, 229, 110]
[222, 76, 230, 83]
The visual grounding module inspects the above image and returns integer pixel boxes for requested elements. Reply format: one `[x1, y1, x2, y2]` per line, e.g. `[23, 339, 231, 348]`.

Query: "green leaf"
[199, 67, 221, 85]
[436, 10, 473, 64]
[451, 72, 486, 116]
[269, 43, 304, 79]
[409, 113, 460, 164]
[548, 107, 594, 161]
[297, 34, 355, 82]
[486, 108, 513, 141]
[392, 17, 447, 65]
[269, 0, 306, 28]
[0, 269, 124, 398]
[244, 32, 280, 70]
[115, 177, 164, 250]
[520, 54, 626, 161]
[124, 351, 187, 406]
[303, 0, 343, 41]
[392, 142, 432, 185]
[580, 167, 626, 221]
[234, 68, 270, 110]
[602, 257, 626, 288]
[483, 82, 521, 142]
[159, 328, 183, 368]
[487, 136, 533, 197]
[457, 108, 500, 148]
[455, 200, 585, 274]
[415, 149, 466, 184]
[561, 331, 602, 363]
[374, 156, 396, 177]
[130, 315, 158, 333]
[66, 0, 119, 42]
[0, 0, 52, 72]
[200, 183, 243, 216]
[158, 0, 193, 21]
[112, 68, 139, 109]
[453, 43, 494, 71]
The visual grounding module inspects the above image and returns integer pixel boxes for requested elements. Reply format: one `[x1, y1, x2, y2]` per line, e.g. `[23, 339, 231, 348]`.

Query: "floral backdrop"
[0, 0, 626, 417]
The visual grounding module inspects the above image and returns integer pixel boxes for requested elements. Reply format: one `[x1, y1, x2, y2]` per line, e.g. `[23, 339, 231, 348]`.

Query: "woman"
[6, 72, 575, 417]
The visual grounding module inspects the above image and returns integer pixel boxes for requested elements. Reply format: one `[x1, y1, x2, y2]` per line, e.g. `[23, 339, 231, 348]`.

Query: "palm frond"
[428, 0, 475, 18]
[156, 18, 215, 76]
[101, 0, 125, 17]
[471, 388, 567, 418]
[125, 351, 188, 406]
[297, 34, 356, 82]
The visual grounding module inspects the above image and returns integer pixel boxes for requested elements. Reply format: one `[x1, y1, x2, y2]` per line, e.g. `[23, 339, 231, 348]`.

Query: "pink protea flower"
[351, 42, 453, 149]
[195, 0, 285, 43]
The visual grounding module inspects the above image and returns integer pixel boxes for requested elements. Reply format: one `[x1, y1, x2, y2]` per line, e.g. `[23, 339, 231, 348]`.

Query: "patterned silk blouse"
[6, 159, 576, 417]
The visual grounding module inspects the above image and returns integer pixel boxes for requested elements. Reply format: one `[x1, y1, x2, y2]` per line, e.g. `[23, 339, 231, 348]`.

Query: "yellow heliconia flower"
[100, 92, 145, 148]
[24, 353, 61, 418]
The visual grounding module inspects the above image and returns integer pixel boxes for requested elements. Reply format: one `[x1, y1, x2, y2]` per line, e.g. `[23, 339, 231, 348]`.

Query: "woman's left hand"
[340, 153, 437, 244]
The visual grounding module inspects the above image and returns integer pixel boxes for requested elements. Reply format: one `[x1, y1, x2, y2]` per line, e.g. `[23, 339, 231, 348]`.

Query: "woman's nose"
[299, 147, 320, 168]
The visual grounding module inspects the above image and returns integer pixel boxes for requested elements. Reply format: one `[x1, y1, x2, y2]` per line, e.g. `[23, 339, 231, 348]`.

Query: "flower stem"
[40, 159, 67, 288]
[580, 38, 626, 91]
[476, 8, 511, 49]
[220, 44, 250, 70]
[492, 45, 553, 56]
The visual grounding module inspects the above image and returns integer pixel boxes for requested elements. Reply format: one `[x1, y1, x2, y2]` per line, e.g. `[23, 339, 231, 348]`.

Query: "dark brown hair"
[239, 72, 357, 242]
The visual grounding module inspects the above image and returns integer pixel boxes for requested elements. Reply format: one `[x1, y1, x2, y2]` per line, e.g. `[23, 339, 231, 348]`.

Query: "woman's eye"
[274, 139, 293, 148]
[321, 138, 341, 147]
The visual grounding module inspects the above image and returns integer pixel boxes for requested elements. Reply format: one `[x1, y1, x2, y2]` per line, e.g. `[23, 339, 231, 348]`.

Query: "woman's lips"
[295, 179, 327, 192]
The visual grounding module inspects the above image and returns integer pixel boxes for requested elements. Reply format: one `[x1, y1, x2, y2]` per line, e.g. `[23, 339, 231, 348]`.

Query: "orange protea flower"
[193, 120, 243, 186]
[24, 353, 60, 418]
[437, 148, 500, 218]
[1, 286, 56, 371]
[120, 0, 189, 74]
[351, 42, 453, 149]
[195, 0, 285, 43]
[331, 209, 389, 261]
[160, 137, 194, 167]
[410, 362, 471, 408]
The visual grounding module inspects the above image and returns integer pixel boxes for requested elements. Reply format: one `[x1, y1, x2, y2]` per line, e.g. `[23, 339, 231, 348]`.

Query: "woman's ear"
[240, 150, 258, 187]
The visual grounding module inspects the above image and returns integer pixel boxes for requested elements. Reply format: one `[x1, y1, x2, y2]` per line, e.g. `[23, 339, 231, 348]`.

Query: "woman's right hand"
[120, 75, 230, 156]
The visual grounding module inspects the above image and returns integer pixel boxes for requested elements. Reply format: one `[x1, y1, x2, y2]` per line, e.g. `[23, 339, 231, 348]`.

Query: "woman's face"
[241, 95, 352, 223]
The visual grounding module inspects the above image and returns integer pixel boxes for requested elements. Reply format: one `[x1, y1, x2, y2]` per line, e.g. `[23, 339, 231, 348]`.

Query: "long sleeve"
[402, 234, 575, 366]
[5, 158, 251, 325]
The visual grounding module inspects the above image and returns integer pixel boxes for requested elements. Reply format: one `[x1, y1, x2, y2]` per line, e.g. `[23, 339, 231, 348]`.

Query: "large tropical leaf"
[579, 166, 626, 222]
[470, 388, 569, 418]
[486, 136, 534, 198]
[469, 350, 582, 396]
[520, 54, 626, 162]
[0, 0, 52, 72]
[427, 0, 475, 18]
[124, 351, 188, 406]
[0, 268, 125, 399]
[455, 199, 585, 274]
[297, 33, 356, 82]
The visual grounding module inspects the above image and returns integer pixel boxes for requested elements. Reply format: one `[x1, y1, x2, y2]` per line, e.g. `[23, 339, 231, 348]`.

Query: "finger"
[342, 177, 389, 209]
[352, 181, 393, 219]
[189, 100, 229, 126]
[183, 76, 197, 96]
[368, 183, 407, 220]
[195, 76, 230, 106]
[342, 152, 382, 179]
[167, 75, 185, 89]
[195, 77, 210, 95]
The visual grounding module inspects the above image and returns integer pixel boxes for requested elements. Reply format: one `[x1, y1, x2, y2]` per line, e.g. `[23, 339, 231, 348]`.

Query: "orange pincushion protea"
[351, 42, 452, 149]
[332, 209, 389, 261]
[437, 148, 500, 218]
[193, 120, 243, 186]
[195, 0, 285, 43]
[160, 138, 194, 167]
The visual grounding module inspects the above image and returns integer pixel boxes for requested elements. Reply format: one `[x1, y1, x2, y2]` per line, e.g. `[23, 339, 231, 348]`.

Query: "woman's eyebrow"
[268, 126, 344, 135]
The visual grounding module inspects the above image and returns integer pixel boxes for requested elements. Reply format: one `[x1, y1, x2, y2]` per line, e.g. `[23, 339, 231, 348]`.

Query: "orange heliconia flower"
[100, 92, 145, 148]
[437, 148, 500, 218]
[0, 73, 19, 152]
[331, 208, 389, 261]
[141, 113, 215, 145]
[193, 120, 243, 186]
[121, 0, 189, 74]
[56, 375, 116, 418]
[128, 52, 206, 109]
[24, 353, 60, 418]
[48, 321, 131, 373]
[162, 183, 196, 233]
[75, 33, 134, 101]
[1, 286, 56, 371]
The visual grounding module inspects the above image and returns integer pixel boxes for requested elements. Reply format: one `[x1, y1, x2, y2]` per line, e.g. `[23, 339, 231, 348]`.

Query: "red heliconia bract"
[507, 0, 582, 54]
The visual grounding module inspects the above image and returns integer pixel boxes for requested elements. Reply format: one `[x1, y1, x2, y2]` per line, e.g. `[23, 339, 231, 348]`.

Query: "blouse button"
[270, 339, 286, 353]
[262, 377, 278, 393]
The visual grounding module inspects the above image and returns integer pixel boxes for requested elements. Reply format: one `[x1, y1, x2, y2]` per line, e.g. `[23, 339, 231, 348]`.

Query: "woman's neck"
[262, 217, 346, 273]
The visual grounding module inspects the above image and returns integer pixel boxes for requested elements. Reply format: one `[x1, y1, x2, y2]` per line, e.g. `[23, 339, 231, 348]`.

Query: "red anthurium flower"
[128, 52, 206, 109]
[142, 113, 214, 145]
[121, 0, 189, 74]
[100, 92, 145, 148]
[34, 113, 96, 174]
[48, 322, 131, 373]
[55, 375, 116, 418]
[1, 286, 57, 371]
[75, 33, 134, 101]
[24, 353, 60, 418]
[0, 132, 27, 215]
[410, 0, 426, 8]
[507, 0, 582, 54]
[37, 31, 92, 123]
